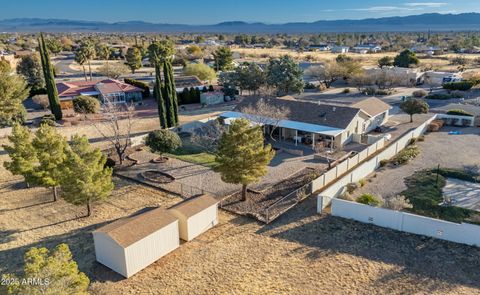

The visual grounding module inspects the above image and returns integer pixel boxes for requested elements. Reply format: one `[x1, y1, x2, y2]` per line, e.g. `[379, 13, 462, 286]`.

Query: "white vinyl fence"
[317, 115, 437, 212]
[331, 199, 480, 247]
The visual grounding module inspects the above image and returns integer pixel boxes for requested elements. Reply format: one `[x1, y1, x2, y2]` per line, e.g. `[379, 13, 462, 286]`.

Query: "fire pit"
[140, 170, 175, 184]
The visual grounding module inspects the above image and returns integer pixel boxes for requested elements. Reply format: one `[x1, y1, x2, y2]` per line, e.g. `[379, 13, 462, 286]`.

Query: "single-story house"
[220, 96, 391, 150]
[309, 44, 331, 52]
[168, 194, 219, 241]
[56, 78, 143, 108]
[174, 75, 205, 92]
[92, 207, 179, 278]
[331, 46, 350, 54]
[363, 66, 424, 86]
[352, 44, 382, 53]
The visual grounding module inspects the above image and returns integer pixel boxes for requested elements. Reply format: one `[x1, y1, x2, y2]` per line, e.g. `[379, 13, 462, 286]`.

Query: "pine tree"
[125, 47, 142, 74]
[167, 61, 179, 125]
[2, 124, 37, 187]
[214, 118, 274, 201]
[61, 135, 113, 217]
[39, 33, 62, 120]
[2, 244, 89, 295]
[154, 62, 167, 129]
[31, 124, 69, 201]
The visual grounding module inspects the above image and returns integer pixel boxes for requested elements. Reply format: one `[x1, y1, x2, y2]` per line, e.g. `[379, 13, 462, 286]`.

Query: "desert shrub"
[346, 182, 359, 194]
[446, 109, 474, 117]
[412, 89, 427, 98]
[417, 135, 425, 142]
[393, 145, 419, 165]
[339, 191, 355, 201]
[356, 193, 382, 206]
[426, 93, 452, 100]
[342, 88, 351, 94]
[32, 94, 49, 110]
[435, 168, 479, 183]
[450, 56, 468, 66]
[450, 91, 464, 98]
[40, 114, 56, 126]
[358, 179, 366, 187]
[443, 81, 474, 91]
[375, 89, 391, 96]
[124, 78, 150, 98]
[379, 159, 389, 167]
[145, 130, 182, 154]
[364, 87, 376, 96]
[409, 138, 417, 145]
[73, 95, 100, 114]
[304, 82, 317, 90]
[382, 195, 413, 211]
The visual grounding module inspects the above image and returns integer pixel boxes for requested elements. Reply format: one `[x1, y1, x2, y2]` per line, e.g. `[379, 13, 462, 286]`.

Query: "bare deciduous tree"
[90, 97, 136, 165]
[190, 120, 226, 154]
[239, 98, 290, 141]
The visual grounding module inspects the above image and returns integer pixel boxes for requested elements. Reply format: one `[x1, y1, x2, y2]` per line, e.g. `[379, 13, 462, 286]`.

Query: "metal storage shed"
[92, 208, 179, 278]
[168, 194, 219, 241]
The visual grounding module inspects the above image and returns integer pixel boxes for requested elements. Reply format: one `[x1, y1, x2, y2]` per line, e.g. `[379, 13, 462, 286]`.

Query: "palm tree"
[74, 49, 88, 81]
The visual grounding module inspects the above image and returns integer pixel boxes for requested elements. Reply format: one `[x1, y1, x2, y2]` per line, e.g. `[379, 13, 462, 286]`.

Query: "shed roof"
[351, 97, 391, 118]
[169, 194, 218, 218]
[93, 207, 177, 248]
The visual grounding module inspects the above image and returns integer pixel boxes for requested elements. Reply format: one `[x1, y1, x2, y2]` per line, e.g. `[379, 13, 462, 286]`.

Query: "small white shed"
[168, 194, 219, 241]
[92, 208, 179, 278]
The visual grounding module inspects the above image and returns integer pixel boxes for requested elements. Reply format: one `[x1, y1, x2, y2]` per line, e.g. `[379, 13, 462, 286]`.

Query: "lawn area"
[166, 133, 219, 168]
[402, 168, 480, 223]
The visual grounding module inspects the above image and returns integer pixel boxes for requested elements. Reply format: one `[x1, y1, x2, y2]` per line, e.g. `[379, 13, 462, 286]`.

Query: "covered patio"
[221, 111, 345, 151]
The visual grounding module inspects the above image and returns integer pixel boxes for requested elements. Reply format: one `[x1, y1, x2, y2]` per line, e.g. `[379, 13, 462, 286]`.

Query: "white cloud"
[350, 6, 420, 12]
[404, 2, 448, 7]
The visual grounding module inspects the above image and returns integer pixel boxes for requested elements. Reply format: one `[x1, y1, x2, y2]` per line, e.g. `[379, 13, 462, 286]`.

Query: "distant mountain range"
[2, 13, 480, 33]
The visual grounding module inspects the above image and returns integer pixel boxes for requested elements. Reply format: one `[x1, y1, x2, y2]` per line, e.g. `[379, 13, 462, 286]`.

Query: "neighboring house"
[352, 44, 382, 53]
[56, 78, 143, 108]
[331, 46, 350, 54]
[309, 44, 331, 52]
[363, 66, 424, 86]
[411, 45, 443, 55]
[174, 75, 205, 92]
[220, 96, 391, 150]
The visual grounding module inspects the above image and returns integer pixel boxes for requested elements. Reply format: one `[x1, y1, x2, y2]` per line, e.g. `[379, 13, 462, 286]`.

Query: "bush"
[124, 78, 150, 98]
[393, 145, 419, 165]
[375, 89, 391, 96]
[446, 109, 474, 117]
[32, 94, 49, 110]
[356, 193, 382, 207]
[145, 130, 182, 154]
[426, 93, 452, 100]
[412, 89, 427, 98]
[342, 88, 351, 94]
[358, 179, 366, 187]
[450, 91, 464, 98]
[73, 95, 100, 114]
[443, 81, 474, 91]
[346, 182, 359, 194]
[435, 168, 479, 183]
[304, 82, 317, 90]
[382, 195, 413, 211]
[208, 85, 215, 92]
[379, 159, 389, 167]
[40, 114, 56, 126]
[183, 63, 216, 81]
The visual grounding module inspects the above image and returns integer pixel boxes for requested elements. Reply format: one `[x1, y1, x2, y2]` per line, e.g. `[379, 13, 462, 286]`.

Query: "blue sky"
[2, 0, 480, 24]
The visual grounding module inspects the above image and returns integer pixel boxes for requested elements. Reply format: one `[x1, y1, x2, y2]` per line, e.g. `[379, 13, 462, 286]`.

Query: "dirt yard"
[1, 143, 479, 294]
[353, 126, 480, 200]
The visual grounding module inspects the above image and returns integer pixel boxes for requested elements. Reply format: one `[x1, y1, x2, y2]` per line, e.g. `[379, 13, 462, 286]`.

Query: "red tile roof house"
[56, 79, 143, 109]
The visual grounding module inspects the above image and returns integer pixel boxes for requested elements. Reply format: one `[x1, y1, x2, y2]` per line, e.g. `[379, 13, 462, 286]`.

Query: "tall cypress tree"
[167, 61, 179, 125]
[154, 62, 167, 129]
[162, 61, 175, 127]
[39, 33, 62, 120]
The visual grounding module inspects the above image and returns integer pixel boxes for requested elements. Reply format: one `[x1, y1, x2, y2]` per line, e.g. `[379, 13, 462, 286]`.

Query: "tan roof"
[93, 208, 177, 248]
[351, 97, 391, 117]
[169, 195, 218, 218]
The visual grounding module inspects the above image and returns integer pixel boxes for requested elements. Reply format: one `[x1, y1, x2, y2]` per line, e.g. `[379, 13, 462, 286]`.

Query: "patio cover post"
[295, 129, 298, 146]
[312, 133, 315, 150]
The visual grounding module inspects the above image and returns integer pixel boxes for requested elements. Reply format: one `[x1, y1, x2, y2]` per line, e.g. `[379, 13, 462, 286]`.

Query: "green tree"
[213, 46, 234, 71]
[235, 62, 266, 95]
[73, 95, 100, 114]
[62, 135, 113, 216]
[31, 124, 69, 201]
[394, 49, 420, 68]
[214, 118, 274, 201]
[378, 56, 394, 68]
[0, 58, 11, 73]
[2, 244, 89, 295]
[148, 40, 174, 65]
[39, 34, 62, 120]
[17, 55, 45, 93]
[2, 124, 37, 186]
[46, 38, 62, 55]
[74, 48, 88, 81]
[183, 63, 216, 81]
[0, 69, 29, 127]
[95, 43, 110, 60]
[77, 42, 95, 80]
[265, 55, 304, 95]
[145, 129, 182, 155]
[125, 47, 142, 74]
[162, 61, 178, 127]
[400, 98, 429, 122]
[154, 63, 167, 129]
